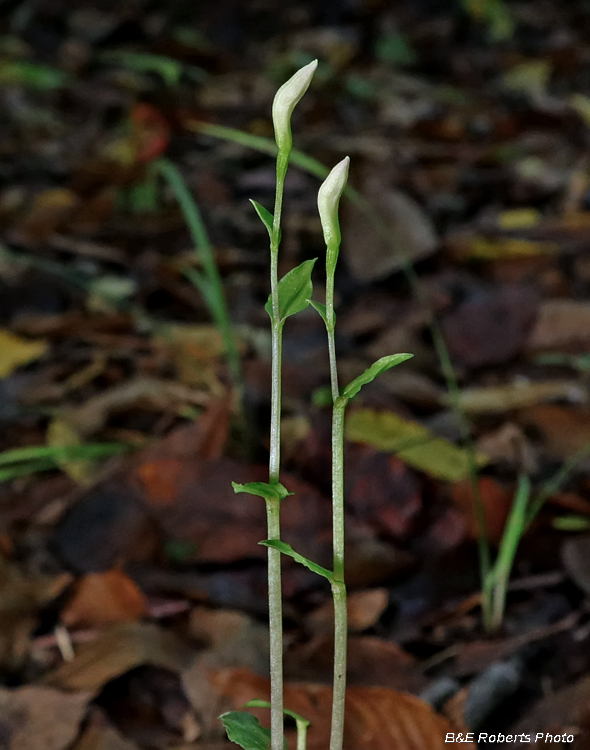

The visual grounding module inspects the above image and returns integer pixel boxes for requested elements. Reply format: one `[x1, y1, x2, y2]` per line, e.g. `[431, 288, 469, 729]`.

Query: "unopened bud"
[272, 60, 318, 152]
[318, 156, 350, 252]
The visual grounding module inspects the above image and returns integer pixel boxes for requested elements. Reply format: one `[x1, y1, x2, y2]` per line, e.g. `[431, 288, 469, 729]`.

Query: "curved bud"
[318, 156, 350, 253]
[272, 60, 318, 152]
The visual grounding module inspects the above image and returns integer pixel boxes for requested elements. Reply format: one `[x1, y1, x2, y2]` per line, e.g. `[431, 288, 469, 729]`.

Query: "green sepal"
[308, 299, 327, 325]
[260, 540, 333, 581]
[250, 200, 281, 242]
[220, 710, 282, 750]
[232, 481, 292, 503]
[265, 259, 316, 322]
[342, 353, 413, 400]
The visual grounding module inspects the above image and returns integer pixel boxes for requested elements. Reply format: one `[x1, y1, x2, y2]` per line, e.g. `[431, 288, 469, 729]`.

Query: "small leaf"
[342, 354, 413, 400]
[245, 700, 310, 728]
[308, 299, 327, 324]
[232, 481, 292, 502]
[259, 540, 333, 581]
[265, 259, 316, 322]
[553, 515, 590, 531]
[250, 200, 281, 242]
[220, 711, 271, 750]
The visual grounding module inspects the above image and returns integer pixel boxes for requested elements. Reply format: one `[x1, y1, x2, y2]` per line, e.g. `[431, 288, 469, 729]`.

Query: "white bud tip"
[272, 60, 318, 150]
[318, 156, 350, 242]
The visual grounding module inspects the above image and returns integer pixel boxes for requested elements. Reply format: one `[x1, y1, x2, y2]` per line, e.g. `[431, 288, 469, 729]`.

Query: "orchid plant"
[222, 61, 412, 750]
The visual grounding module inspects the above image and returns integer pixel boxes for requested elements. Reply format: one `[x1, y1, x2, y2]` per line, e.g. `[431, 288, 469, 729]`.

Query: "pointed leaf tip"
[265, 258, 316, 322]
[260, 540, 334, 581]
[342, 353, 413, 400]
[220, 711, 272, 750]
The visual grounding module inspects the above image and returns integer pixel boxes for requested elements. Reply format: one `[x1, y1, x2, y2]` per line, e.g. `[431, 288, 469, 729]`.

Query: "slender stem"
[326, 270, 339, 402]
[330, 403, 347, 750]
[265, 498, 284, 746]
[267, 148, 289, 750]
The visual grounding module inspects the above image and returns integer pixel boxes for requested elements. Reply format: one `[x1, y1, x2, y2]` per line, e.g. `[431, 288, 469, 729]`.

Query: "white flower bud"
[318, 156, 350, 250]
[272, 60, 318, 152]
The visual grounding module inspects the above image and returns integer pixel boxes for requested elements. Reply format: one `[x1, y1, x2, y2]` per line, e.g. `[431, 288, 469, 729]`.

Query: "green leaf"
[308, 299, 327, 324]
[342, 354, 413, 400]
[553, 515, 590, 531]
[232, 481, 292, 502]
[245, 700, 310, 728]
[220, 711, 272, 750]
[265, 259, 316, 322]
[250, 200, 281, 242]
[260, 540, 333, 581]
[346, 408, 487, 482]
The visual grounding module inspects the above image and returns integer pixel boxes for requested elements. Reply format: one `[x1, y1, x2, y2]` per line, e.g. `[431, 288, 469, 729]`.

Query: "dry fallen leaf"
[208, 668, 473, 750]
[527, 300, 590, 351]
[0, 684, 92, 750]
[61, 569, 147, 628]
[307, 588, 389, 634]
[455, 380, 587, 415]
[44, 622, 194, 691]
[0, 329, 48, 379]
[342, 169, 436, 282]
[518, 405, 590, 460]
[73, 720, 140, 750]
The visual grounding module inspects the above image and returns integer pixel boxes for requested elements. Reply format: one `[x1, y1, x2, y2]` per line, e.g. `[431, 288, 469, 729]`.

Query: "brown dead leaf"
[451, 477, 515, 545]
[44, 622, 194, 691]
[285, 635, 426, 694]
[61, 569, 147, 628]
[0, 684, 92, 750]
[562, 535, 590, 595]
[0, 555, 70, 667]
[442, 284, 538, 367]
[456, 379, 587, 415]
[343, 168, 437, 282]
[512, 673, 590, 746]
[209, 668, 471, 750]
[73, 720, 140, 750]
[307, 588, 389, 634]
[527, 300, 590, 351]
[15, 188, 80, 245]
[518, 405, 590, 460]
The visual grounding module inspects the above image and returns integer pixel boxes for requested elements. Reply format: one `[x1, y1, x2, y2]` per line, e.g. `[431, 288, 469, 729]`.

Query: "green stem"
[330, 402, 347, 750]
[267, 148, 290, 750]
[265, 498, 284, 748]
[326, 268, 339, 403]
[154, 158, 243, 390]
[487, 475, 531, 632]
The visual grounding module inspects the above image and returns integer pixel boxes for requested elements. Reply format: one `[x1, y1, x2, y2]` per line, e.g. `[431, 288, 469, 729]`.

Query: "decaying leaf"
[518, 405, 590, 460]
[61, 569, 147, 628]
[209, 668, 473, 750]
[454, 379, 587, 415]
[73, 721, 141, 750]
[346, 408, 486, 482]
[44, 622, 194, 691]
[0, 555, 70, 668]
[527, 300, 590, 351]
[0, 329, 48, 379]
[0, 684, 92, 750]
[342, 169, 437, 282]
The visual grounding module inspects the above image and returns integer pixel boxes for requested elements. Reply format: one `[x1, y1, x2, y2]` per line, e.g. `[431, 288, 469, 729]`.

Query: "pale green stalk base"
[267, 150, 289, 750]
[330, 399, 347, 750]
[265, 499, 284, 748]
